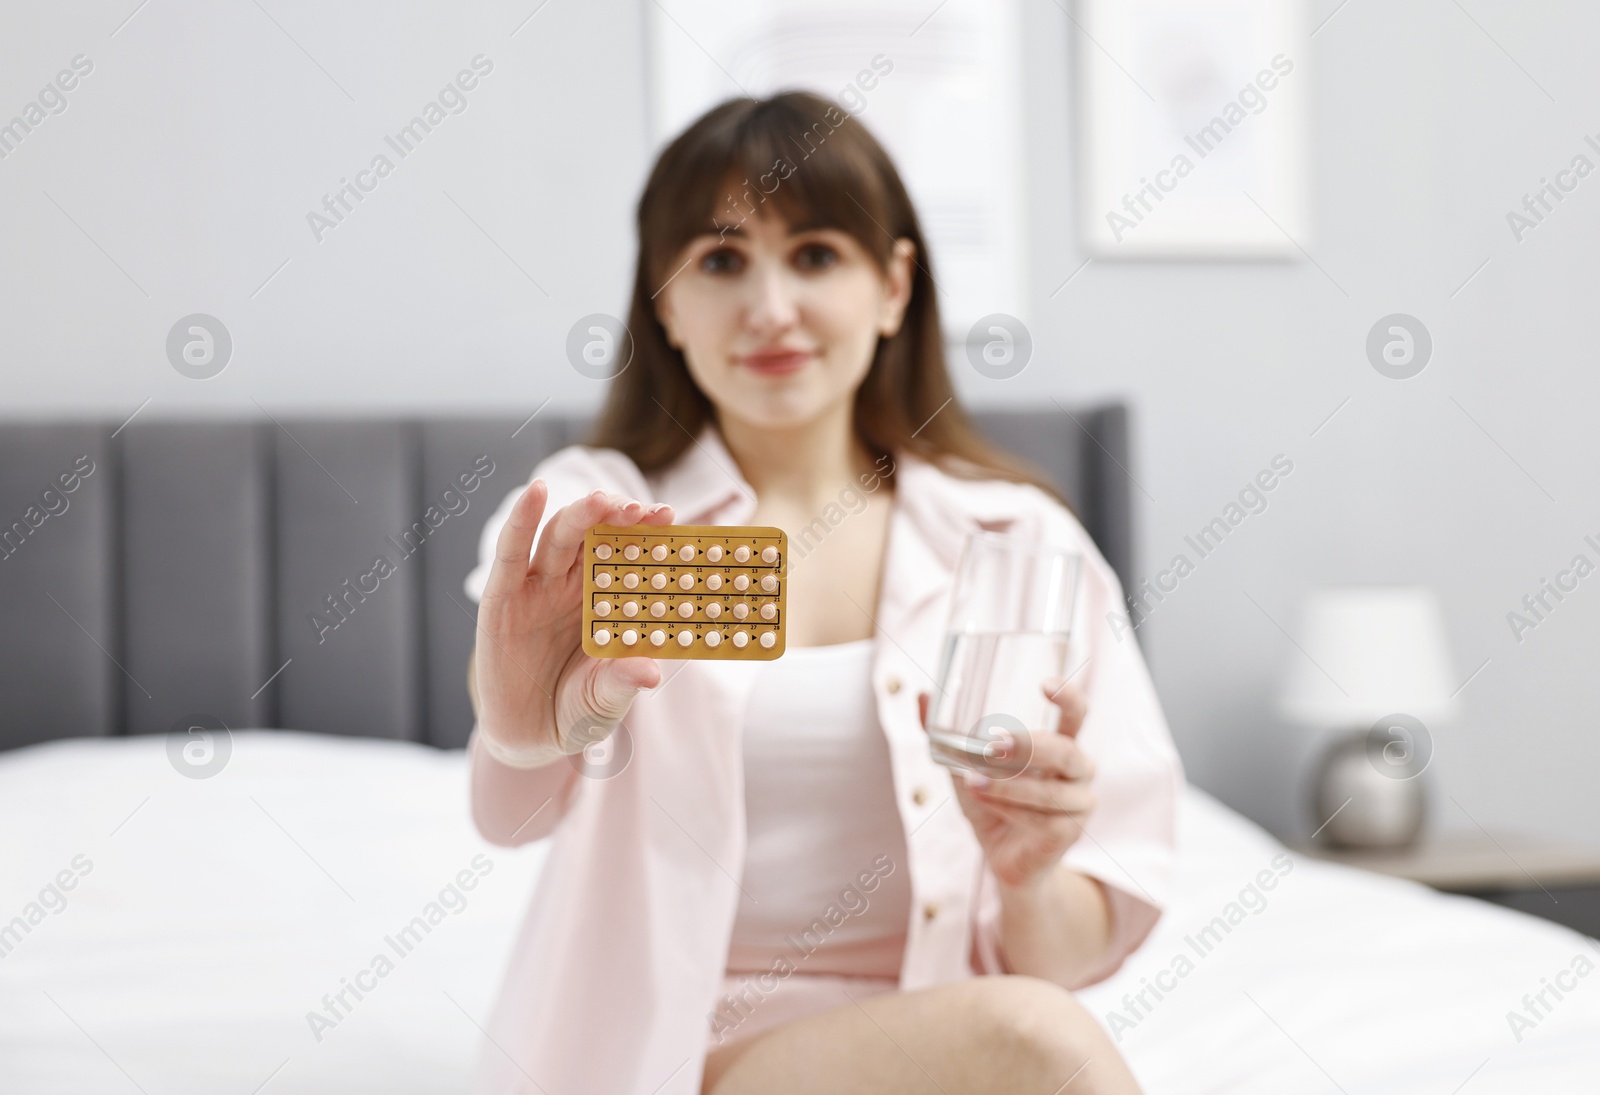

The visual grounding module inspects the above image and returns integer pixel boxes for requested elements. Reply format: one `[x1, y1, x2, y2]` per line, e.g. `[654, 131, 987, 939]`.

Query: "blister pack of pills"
[582, 525, 787, 660]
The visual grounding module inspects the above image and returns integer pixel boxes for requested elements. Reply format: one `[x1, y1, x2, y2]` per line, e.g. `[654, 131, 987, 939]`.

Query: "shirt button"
[922, 901, 940, 922]
[885, 675, 902, 694]
[912, 786, 929, 806]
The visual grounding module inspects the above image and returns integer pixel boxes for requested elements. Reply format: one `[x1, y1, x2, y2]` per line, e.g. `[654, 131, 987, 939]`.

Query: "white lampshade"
[1278, 586, 1459, 728]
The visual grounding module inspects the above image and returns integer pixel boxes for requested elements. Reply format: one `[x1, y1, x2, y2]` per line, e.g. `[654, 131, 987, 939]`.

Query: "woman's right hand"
[472, 478, 676, 767]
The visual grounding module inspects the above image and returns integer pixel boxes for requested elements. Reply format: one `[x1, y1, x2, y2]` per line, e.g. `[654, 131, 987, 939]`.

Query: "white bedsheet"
[1, 732, 1594, 1093]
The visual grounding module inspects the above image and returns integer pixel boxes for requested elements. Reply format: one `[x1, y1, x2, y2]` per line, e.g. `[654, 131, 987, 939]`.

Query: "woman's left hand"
[918, 676, 1096, 889]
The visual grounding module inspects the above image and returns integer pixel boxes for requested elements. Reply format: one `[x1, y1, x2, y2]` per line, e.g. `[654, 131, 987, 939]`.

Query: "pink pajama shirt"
[462, 421, 1183, 1094]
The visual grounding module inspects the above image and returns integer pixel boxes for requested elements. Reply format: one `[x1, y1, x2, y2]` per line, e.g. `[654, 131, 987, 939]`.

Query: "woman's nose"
[745, 262, 800, 334]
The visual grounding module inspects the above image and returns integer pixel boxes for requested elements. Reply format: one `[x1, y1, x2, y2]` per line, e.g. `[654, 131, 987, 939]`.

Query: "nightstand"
[1289, 830, 1600, 939]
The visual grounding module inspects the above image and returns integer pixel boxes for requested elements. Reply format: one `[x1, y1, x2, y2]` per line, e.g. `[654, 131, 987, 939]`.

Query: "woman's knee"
[960, 975, 1100, 1075]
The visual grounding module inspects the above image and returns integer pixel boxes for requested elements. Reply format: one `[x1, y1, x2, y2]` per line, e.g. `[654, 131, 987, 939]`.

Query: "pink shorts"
[705, 972, 900, 1053]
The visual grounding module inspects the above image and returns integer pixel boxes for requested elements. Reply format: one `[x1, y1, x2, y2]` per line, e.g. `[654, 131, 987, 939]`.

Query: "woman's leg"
[702, 974, 1143, 1095]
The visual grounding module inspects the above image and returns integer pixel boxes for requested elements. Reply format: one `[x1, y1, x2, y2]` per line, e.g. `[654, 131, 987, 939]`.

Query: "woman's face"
[653, 201, 915, 432]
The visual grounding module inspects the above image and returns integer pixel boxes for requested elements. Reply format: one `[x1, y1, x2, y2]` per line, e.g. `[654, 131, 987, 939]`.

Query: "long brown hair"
[586, 89, 1067, 509]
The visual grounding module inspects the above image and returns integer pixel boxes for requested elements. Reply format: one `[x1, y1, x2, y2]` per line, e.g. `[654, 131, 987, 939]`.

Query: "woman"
[463, 91, 1182, 1094]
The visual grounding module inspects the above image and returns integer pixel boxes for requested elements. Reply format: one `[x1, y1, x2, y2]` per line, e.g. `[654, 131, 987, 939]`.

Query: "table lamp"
[1278, 586, 1459, 849]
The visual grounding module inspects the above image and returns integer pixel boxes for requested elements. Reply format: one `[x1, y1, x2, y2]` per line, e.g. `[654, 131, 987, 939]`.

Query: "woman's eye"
[699, 248, 742, 274]
[795, 243, 838, 270]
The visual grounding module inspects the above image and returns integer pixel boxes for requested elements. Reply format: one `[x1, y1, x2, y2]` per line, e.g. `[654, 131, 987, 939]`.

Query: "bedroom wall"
[3, 0, 1596, 843]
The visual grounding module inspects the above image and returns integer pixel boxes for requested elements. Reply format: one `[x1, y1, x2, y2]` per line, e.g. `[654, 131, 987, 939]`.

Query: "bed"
[2, 409, 1595, 1090]
[2, 731, 1594, 1093]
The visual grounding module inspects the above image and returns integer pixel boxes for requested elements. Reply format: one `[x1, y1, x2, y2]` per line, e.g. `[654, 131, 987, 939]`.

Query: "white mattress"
[1, 732, 1594, 1093]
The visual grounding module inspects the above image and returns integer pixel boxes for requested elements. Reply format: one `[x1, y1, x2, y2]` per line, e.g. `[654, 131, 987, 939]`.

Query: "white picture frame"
[1076, 0, 1311, 257]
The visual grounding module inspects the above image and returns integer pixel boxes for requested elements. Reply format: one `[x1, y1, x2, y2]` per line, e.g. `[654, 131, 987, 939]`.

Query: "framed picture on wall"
[1076, 0, 1311, 257]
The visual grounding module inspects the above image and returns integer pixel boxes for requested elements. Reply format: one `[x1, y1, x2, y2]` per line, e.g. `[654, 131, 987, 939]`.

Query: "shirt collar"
[647, 418, 1047, 622]
[645, 419, 759, 525]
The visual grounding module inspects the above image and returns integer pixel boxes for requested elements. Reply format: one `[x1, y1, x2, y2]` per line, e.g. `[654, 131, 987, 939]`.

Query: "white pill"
[761, 545, 778, 564]
[651, 601, 667, 617]
[678, 602, 693, 618]
[623, 544, 640, 561]
[623, 601, 639, 617]
[760, 575, 778, 592]
[733, 603, 749, 620]
[594, 628, 610, 645]
[734, 575, 750, 591]
[706, 574, 723, 591]
[732, 631, 749, 648]
[679, 544, 696, 561]
[595, 572, 612, 589]
[705, 602, 722, 619]
[595, 601, 611, 617]
[705, 630, 722, 647]
[650, 572, 667, 589]
[622, 628, 638, 645]
[759, 632, 776, 648]
[679, 574, 694, 590]
[623, 573, 639, 589]
[595, 544, 613, 560]
[760, 603, 776, 620]
[677, 630, 693, 646]
[734, 545, 751, 563]
[653, 544, 670, 561]
[650, 629, 667, 646]
[707, 545, 724, 562]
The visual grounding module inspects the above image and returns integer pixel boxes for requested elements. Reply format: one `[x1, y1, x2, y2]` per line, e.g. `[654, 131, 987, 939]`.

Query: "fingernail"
[1042, 675, 1066, 694]
[963, 772, 991, 790]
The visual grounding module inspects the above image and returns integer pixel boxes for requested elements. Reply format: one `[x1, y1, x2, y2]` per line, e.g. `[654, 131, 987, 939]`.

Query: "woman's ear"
[878, 238, 916, 338]
[654, 294, 680, 349]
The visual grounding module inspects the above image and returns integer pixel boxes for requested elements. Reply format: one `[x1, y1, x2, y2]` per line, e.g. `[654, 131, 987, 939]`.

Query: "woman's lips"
[739, 350, 813, 374]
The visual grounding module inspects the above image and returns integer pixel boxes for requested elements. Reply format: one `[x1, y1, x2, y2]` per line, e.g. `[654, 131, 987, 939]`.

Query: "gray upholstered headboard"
[0, 407, 1133, 752]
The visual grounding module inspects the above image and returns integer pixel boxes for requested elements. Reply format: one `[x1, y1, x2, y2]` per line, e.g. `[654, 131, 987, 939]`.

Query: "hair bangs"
[642, 97, 897, 287]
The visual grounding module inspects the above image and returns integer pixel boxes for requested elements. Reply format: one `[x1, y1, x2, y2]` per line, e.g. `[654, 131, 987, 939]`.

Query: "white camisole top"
[725, 637, 913, 979]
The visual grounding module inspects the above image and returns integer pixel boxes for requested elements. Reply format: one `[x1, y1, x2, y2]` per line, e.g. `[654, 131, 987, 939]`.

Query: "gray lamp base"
[1309, 727, 1428, 850]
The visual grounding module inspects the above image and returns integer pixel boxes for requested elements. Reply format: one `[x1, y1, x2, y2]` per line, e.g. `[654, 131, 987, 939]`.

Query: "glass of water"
[926, 530, 1082, 775]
